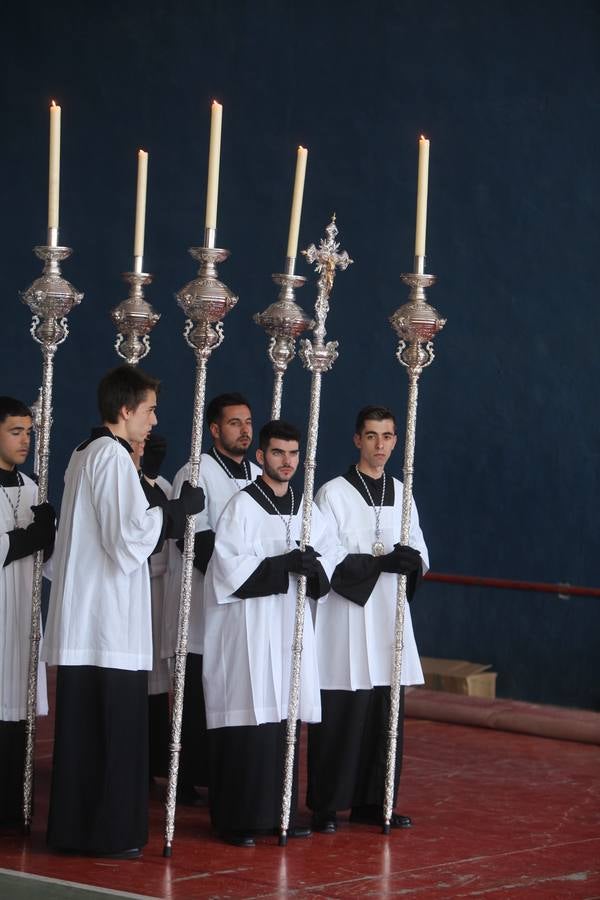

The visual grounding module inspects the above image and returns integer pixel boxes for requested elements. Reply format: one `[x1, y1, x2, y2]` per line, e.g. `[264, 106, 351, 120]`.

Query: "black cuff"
[406, 565, 423, 603]
[175, 530, 216, 574]
[140, 478, 168, 555]
[331, 553, 381, 607]
[306, 561, 330, 601]
[165, 497, 194, 540]
[234, 555, 290, 599]
[4, 529, 35, 566]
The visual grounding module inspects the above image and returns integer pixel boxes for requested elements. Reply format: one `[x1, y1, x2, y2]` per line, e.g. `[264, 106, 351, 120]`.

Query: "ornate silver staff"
[254, 261, 314, 419]
[382, 254, 445, 834]
[162, 226, 237, 857]
[20, 240, 83, 830]
[279, 216, 352, 846]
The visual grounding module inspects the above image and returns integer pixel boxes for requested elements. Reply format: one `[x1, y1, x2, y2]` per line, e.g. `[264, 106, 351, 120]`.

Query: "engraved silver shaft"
[163, 355, 207, 852]
[163, 241, 237, 857]
[20, 243, 83, 830]
[382, 372, 417, 831]
[383, 265, 445, 833]
[29, 388, 44, 479]
[279, 217, 351, 845]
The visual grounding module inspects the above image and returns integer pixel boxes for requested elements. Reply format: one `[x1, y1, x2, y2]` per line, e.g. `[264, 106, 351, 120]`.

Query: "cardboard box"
[419, 657, 497, 698]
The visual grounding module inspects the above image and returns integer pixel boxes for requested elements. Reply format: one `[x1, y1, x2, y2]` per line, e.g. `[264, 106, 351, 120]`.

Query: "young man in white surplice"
[43, 366, 204, 858]
[307, 405, 429, 834]
[0, 396, 55, 827]
[162, 392, 260, 805]
[202, 420, 342, 847]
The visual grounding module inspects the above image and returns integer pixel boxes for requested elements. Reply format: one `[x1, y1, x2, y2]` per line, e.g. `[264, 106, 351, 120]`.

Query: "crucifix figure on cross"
[302, 215, 352, 346]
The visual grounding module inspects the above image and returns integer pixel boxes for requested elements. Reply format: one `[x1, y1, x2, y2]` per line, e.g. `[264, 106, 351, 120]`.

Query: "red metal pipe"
[424, 571, 600, 598]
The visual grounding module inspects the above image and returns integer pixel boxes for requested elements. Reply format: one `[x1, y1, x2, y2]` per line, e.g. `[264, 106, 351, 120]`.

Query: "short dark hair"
[259, 420, 301, 452]
[206, 392, 251, 426]
[97, 365, 160, 424]
[355, 405, 397, 434]
[0, 396, 33, 424]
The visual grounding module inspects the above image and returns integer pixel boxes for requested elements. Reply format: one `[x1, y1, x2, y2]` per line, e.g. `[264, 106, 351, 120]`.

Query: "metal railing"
[424, 572, 600, 598]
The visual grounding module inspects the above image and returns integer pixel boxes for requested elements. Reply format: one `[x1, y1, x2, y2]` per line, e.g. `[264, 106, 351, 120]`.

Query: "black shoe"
[94, 847, 142, 859]
[389, 813, 412, 828]
[270, 826, 312, 838]
[221, 831, 256, 848]
[350, 807, 412, 829]
[311, 812, 337, 834]
[289, 826, 312, 838]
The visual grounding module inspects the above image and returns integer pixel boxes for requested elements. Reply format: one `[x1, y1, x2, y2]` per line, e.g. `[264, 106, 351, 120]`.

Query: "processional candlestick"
[255, 146, 313, 419]
[254, 257, 314, 419]
[111, 150, 160, 364]
[20, 242, 83, 830]
[279, 216, 352, 845]
[110, 267, 160, 365]
[382, 253, 445, 834]
[162, 227, 238, 857]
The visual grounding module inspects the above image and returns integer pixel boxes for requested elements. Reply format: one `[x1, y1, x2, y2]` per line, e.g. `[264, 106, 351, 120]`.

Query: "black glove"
[164, 481, 205, 539]
[379, 543, 422, 575]
[31, 502, 56, 537]
[179, 480, 205, 515]
[142, 433, 167, 480]
[4, 502, 56, 566]
[281, 546, 320, 577]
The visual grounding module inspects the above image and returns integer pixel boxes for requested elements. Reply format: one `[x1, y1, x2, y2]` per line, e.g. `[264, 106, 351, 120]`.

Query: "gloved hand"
[142, 433, 167, 479]
[5, 503, 56, 565]
[28, 502, 57, 550]
[164, 481, 205, 539]
[179, 480, 205, 516]
[379, 543, 422, 575]
[281, 546, 320, 577]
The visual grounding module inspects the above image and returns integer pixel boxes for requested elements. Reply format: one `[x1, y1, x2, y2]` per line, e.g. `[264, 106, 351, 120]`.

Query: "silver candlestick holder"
[382, 254, 445, 835]
[110, 268, 160, 364]
[254, 257, 314, 419]
[20, 242, 83, 831]
[163, 227, 238, 858]
[279, 217, 352, 846]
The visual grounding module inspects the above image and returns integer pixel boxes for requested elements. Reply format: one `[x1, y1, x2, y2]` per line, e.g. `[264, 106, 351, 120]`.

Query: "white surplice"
[161, 453, 260, 659]
[0, 472, 48, 720]
[202, 487, 341, 729]
[43, 436, 163, 671]
[314, 475, 429, 690]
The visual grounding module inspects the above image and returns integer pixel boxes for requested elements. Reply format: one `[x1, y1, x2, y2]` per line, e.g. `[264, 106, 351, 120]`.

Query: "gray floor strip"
[0, 868, 160, 900]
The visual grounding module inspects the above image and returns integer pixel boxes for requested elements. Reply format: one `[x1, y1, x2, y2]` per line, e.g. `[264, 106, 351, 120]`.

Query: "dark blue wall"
[1, 1, 599, 709]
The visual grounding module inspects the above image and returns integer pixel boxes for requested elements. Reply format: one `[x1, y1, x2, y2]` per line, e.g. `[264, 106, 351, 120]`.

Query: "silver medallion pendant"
[372, 540, 385, 557]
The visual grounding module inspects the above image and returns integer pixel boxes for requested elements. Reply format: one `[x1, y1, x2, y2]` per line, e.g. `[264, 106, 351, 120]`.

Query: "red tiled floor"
[1, 675, 599, 898]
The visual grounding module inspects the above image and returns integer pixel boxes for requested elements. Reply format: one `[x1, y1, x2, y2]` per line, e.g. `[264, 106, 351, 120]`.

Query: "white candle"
[286, 145, 308, 259]
[48, 101, 61, 241]
[205, 100, 223, 230]
[133, 149, 148, 261]
[414, 135, 430, 258]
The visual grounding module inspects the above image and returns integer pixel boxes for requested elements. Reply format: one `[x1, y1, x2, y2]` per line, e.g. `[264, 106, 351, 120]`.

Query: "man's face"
[0, 416, 33, 471]
[353, 418, 397, 472]
[210, 404, 252, 459]
[121, 391, 158, 445]
[257, 438, 300, 484]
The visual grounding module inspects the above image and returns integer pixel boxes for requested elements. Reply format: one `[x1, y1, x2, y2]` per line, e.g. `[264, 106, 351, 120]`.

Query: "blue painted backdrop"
[1, 1, 598, 708]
